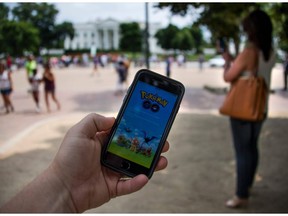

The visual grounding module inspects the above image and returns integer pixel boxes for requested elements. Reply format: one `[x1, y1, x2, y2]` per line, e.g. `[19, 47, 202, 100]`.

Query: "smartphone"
[101, 69, 185, 178]
[217, 37, 227, 54]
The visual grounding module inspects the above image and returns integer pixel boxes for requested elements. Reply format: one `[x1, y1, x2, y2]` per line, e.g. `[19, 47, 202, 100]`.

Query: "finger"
[69, 113, 115, 138]
[162, 141, 170, 153]
[96, 131, 111, 147]
[116, 174, 149, 197]
[154, 156, 168, 172]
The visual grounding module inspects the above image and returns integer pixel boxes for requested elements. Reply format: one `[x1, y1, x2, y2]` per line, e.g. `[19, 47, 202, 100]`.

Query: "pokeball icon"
[142, 100, 160, 112]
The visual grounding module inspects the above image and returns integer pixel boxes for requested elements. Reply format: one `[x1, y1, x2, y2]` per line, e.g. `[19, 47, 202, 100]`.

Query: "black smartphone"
[101, 69, 185, 178]
[217, 37, 227, 54]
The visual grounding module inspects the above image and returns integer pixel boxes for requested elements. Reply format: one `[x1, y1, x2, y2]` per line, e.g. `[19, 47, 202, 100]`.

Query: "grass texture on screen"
[108, 141, 155, 168]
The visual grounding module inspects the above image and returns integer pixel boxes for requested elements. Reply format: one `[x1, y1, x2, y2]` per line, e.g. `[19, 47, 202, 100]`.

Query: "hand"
[222, 51, 234, 71]
[222, 51, 233, 63]
[50, 113, 169, 212]
[0, 113, 169, 213]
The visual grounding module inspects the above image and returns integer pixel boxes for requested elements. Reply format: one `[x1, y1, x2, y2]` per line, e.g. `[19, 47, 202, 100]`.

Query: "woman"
[222, 10, 276, 208]
[0, 61, 14, 114]
[43, 63, 61, 112]
[30, 68, 42, 113]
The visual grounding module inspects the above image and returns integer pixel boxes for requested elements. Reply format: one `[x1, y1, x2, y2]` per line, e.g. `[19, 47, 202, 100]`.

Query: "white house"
[64, 18, 164, 54]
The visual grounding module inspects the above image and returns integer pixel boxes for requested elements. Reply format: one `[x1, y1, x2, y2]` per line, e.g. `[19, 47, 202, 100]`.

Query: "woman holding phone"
[222, 10, 276, 208]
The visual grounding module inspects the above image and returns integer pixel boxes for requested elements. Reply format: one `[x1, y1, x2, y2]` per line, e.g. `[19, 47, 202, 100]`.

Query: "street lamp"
[144, 2, 150, 69]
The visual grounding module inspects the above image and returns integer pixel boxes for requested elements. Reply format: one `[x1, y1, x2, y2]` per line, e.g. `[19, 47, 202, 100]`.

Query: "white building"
[64, 18, 164, 54]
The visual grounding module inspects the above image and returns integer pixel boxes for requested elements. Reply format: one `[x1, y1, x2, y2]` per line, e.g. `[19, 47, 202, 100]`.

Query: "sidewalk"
[0, 63, 288, 212]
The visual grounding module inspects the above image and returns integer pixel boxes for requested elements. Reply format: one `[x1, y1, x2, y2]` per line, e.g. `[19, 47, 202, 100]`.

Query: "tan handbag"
[219, 74, 267, 121]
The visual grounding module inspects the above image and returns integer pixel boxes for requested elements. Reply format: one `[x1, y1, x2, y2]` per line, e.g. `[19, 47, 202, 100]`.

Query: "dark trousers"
[230, 117, 264, 198]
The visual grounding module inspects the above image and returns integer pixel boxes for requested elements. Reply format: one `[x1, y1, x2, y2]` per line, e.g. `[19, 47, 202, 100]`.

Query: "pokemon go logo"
[140, 90, 168, 112]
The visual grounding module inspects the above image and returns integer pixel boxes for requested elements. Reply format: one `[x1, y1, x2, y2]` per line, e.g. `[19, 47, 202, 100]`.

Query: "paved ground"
[0, 62, 288, 213]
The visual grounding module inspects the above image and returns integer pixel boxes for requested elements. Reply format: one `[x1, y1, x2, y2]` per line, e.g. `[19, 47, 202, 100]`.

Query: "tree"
[155, 24, 179, 51]
[156, 3, 259, 55]
[172, 27, 194, 52]
[0, 20, 40, 56]
[190, 25, 204, 53]
[12, 3, 58, 49]
[0, 3, 10, 53]
[1, 3, 74, 55]
[195, 3, 259, 55]
[53, 22, 75, 48]
[119, 22, 142, 54]
[0, 3, 9, 20]
[11, 3, 74, 50]
[155, 23, 204, 53]
[269, 3, 288, 53]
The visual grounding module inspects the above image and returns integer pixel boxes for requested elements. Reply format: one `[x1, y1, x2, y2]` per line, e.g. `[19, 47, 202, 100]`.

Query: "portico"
[64, 18, 163, 53]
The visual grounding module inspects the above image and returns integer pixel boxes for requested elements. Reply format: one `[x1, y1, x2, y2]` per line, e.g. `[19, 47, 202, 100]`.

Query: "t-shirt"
[25, 60, 37, 78]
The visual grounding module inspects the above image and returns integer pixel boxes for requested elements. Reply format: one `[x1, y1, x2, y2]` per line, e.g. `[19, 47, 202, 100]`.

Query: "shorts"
[45, 88, 55, 94]
[0, 88, 12, 95]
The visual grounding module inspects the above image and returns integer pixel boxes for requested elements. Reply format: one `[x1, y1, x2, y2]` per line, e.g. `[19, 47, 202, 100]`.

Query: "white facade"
[64, 18, 119, 51]
[64, 18, 163, 54]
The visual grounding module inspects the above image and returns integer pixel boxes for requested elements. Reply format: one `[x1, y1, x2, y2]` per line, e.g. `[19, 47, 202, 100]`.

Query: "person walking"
[0, 61, 14, 114]
[114, 55, 129, 96]
[6, 54, 12, 70]
[166, 56, 172, 78]
[198, 53, 205, 71]
[43, 63, 61, 112]
[91, 55, 99, 77]
[222, 9, 276, 208]
[25, 55, 37, 83]
[30, 69, 42, 113]
[283, 53, 288, 91]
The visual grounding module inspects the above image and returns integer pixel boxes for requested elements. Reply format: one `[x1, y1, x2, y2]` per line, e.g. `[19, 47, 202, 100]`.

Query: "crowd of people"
[1, 49, 288, 115]
[0, 52, 190, 114]
[0, 52, 130, 114]
[0, 55, 62, 114]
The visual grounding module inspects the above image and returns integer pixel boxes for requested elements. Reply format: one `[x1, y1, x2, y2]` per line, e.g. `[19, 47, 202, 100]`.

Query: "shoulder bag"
[219, 64, 267, 122]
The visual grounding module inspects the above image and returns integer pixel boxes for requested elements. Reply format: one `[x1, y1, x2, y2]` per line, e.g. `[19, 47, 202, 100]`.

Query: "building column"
[103, 29, 109, 50]
[113, 28, 119, 50]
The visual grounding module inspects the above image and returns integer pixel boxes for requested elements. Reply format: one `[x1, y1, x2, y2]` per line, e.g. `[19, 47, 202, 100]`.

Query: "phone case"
[101, 69, 185, 178]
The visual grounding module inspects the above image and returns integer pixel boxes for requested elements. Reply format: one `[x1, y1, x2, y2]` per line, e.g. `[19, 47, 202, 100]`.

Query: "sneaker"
[226, 196, 248, 208]
[35, 106, 41, 113]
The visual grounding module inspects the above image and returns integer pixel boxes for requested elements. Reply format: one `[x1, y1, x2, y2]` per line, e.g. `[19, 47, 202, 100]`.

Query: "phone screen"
[102, 70, 184, 178]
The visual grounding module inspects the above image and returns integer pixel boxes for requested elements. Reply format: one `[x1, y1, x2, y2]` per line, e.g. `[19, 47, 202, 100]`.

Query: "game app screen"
[107, 80, 178, 168]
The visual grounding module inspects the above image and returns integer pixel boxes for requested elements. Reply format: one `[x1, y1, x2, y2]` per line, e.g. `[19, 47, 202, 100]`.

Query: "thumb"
[69, 113, 115, 138]
[116, 175, 149, 197]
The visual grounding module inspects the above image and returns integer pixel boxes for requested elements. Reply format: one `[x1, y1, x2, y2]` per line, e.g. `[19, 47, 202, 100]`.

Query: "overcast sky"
[54, 2, 194, 28]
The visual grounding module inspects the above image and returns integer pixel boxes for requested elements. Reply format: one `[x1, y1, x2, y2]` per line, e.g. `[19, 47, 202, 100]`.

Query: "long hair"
[242, 10, 273, 61]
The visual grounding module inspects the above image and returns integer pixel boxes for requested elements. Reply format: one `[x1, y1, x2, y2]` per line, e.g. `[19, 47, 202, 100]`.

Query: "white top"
[0, 70, 11, 90]
[258, 50, 277, 90]
[31, 75, 42, 91]
[241, 50, 276, 113]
